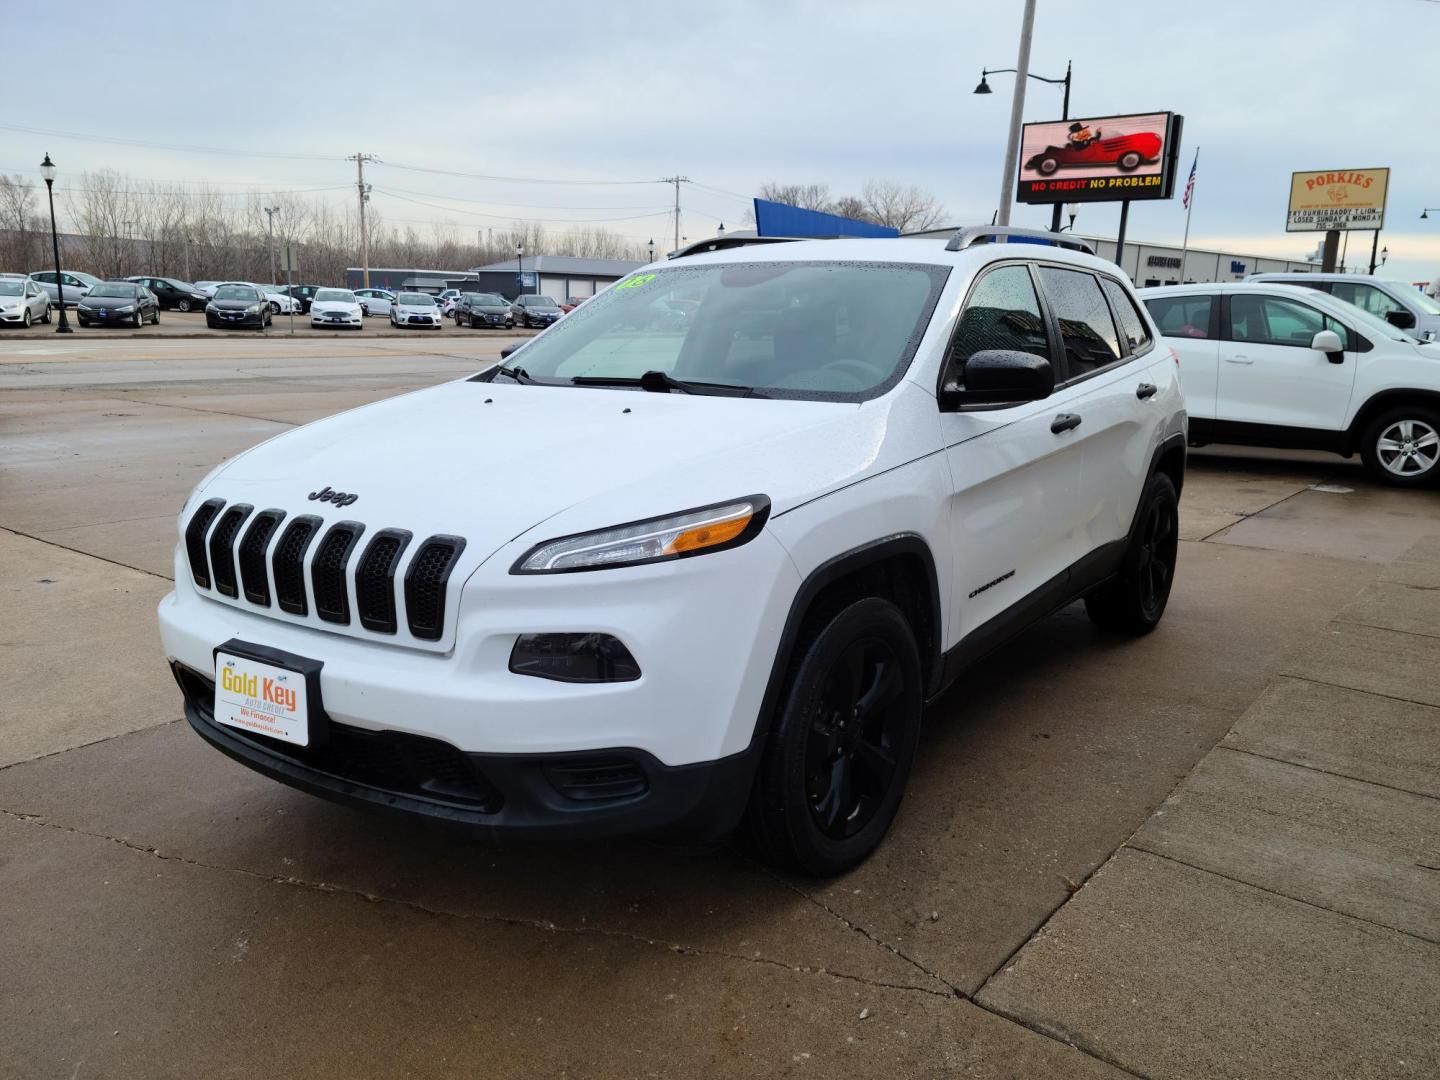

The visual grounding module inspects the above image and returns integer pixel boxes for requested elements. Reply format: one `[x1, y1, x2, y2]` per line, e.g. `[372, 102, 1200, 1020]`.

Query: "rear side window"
[945, 264, 1050, 376]
[1036, 266, 1122, 378]
[1144, 294, 1214, 339]
[1229, 294, 1346, 347]
[1100, 278, 1152, 355]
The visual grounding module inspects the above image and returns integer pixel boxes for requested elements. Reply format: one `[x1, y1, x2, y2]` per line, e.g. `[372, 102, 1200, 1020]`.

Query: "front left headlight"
[116, 305, 135, 313]
[246, 304, 262, 314]
[513, 497, 770, 574]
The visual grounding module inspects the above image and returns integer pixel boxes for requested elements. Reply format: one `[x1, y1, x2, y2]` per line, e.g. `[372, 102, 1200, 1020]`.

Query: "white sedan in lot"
[354, 288, 395, 317]
[309, 288, 364, 329]
[389, 291, 444, 328]
[0, 277, 52, 326]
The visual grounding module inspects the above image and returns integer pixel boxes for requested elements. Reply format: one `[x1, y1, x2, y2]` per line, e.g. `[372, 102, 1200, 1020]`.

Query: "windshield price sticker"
[616, 273, 657, 291]
[214, 652, 310, 746]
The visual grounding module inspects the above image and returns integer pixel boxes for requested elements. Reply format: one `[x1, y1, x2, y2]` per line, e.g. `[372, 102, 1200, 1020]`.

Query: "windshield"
[1382, 282, 1440, 316]
[498, 261, 948, 401]
[467, 293, 505, 305]
[215, 285, 257, 301]
[89, 284, 136, 298]
[397, 292, 436, 305]
[528, 296, 560, 309]
[0, 282, 23, 296]
[314, 289, 355, 302]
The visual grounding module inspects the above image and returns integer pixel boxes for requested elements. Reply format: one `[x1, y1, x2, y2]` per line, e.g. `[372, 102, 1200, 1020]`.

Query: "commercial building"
[466, 255, 645, 302]
[344, 267, 478, 292]
[906, 228, 1315, 285]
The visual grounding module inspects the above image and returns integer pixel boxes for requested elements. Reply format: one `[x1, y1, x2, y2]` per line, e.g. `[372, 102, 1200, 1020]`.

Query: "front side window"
[1144, 294, 1214, 339]
[1229, 294, 1346, 347]
[1330, 282, 1405, 320]
[1100, 278, 1152, 355]
[1037, 266, 1122, 377]
[497, 261, 947, 401]
[944, 264, 1049, 386]
[33, 272, 55, 284]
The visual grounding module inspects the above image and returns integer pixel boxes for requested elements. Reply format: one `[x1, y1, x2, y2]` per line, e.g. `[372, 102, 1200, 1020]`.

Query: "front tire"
[177, 299, 191, 312]
[1085, 472, 1179, 634]
[1361, 406, 1440, 487]
[133, 309, 143, 328]
[1118, 151, 1142, 171]
[745, 596, 923, 876]
[22, 310, 31, 328]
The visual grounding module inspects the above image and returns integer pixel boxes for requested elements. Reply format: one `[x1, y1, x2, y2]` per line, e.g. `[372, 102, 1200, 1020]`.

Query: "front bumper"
[0, 309, 31, 322]
[174, 660, 759, 839]
[208, 311, 264, 327]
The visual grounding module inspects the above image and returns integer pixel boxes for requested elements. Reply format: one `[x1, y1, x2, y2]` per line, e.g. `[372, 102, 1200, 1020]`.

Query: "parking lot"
[0, 308, 535, 340]
[2, 335, 1439, 1078]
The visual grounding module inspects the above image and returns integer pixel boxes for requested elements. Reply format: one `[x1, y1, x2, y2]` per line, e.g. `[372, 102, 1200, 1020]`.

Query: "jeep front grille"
[182, 502, 465, 645]
[208, 504, 253, 598]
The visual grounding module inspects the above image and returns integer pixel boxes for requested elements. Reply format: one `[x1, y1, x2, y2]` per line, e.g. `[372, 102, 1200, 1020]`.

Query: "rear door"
[1143, 291, 1219, 419]
[939, 261, 1087, 639]
[1217, 291, 1358, 431]
[1035, 266, 1159, 557]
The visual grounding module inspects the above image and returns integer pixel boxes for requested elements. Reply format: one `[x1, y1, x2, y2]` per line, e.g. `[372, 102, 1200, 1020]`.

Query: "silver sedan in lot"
[0, 277, 52, 326]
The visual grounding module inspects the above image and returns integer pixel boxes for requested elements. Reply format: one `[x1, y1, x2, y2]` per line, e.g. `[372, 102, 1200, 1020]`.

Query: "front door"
[938, 262, 1088, 643]
[1217, 291, 1357, 431]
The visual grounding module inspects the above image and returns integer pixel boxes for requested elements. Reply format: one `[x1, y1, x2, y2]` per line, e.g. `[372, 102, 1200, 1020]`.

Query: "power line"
[0, 123, 338, 162]
[373, 187, 672, 225]
[377, 160, 659, 186]
[374, 183, 684, 212]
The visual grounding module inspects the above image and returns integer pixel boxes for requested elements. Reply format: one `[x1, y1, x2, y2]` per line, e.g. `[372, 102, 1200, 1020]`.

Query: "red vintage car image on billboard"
[1017, 111, 1182, 205]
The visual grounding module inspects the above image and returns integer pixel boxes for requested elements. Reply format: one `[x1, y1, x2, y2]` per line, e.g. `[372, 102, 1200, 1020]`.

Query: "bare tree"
[860, 181, 946, 233]
[0, 174, 43, 271]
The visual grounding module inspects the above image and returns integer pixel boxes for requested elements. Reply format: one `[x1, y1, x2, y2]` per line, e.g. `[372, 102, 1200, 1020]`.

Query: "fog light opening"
[509, 633, 641, 683]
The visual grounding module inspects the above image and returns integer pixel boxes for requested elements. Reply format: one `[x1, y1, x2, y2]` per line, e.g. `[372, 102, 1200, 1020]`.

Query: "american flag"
[1182, 151, 1198, 209]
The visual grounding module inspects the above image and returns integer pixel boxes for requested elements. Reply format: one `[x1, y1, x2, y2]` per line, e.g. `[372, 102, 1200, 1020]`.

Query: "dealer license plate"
[214, 651, 309, 746]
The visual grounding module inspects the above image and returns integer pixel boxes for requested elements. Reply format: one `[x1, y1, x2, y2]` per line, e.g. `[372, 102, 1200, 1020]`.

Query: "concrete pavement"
[2, 336, 1439, 1077]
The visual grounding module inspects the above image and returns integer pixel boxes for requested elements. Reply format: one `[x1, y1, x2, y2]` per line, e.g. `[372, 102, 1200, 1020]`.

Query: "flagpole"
[1179, 147, 1197, 283]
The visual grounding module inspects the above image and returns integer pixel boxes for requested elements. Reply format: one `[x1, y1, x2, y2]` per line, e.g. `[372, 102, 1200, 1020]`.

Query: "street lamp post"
[976, 56, 1073, 231]
[647, 238, 655, 263]
[1380, 246, 1389, 269]
[1058, 202, 1080, 232]
[39, 153, 72, 334]
[1421, 209, 1440, 220]
[516, 243, 524, 294]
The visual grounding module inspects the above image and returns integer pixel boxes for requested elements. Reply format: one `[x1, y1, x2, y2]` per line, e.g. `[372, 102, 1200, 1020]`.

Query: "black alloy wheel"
[1085, 471, 1179, 634]
[746, 596, 923, 876]
[178, 298, 191, 312]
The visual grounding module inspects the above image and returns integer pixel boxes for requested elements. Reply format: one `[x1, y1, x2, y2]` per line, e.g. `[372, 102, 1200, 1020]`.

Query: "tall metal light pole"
[993, 0, 1036, 227]
[516, 242, 524, 294]
[39, 154, 72, 334]
[263, 206, 280, 285]
[647, 238, 655, 263]
[977, 58, 1071, 230]
[660, 176, 689, 253]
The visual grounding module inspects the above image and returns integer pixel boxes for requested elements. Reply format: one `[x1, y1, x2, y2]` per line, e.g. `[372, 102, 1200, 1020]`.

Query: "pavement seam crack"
[1218, 744, 1440, 804]
[1331, 616, 1440, 642]
[96, 392, 298, 427]
[0, 525, 173, 581]
[746, 860, 965, 998]
[1279, 671, 1440, 712]
[0, 807, 949, 1000]
[1125, 844, 1440, 948]
[966, 996, 1155, 1080]
[1193, 480, 1320, 544]
[0, 719, 184, 775]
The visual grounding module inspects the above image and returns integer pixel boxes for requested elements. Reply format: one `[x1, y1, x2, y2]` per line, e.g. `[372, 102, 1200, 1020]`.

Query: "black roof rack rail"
[944, 227, 1094, 254]
[670, 235, 813, 259]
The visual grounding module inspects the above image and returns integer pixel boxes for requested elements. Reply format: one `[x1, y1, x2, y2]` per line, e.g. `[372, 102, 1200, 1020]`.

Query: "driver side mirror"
[500, 345, 519, 359]
[939, 349, 1054, 410]
[1310, 329, 1344, 352]
[1385, 309, 1417, 330]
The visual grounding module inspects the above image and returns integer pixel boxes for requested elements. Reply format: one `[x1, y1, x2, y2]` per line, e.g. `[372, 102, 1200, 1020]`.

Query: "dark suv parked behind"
[454, 292, 515, 329]
[127, 276, 209, 312]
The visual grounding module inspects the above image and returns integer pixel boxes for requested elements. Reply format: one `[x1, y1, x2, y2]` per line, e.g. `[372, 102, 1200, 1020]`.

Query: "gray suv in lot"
[28, 269, 101, 306]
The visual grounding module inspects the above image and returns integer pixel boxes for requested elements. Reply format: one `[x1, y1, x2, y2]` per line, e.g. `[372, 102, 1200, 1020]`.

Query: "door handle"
[1223, 354, 1253, 364]
[1051, 413, 1082, 434]
[1136, 382, 1158, 400]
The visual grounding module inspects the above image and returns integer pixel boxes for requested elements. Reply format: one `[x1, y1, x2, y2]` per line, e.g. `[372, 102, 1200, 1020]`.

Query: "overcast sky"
[8, 0, 1438, 279]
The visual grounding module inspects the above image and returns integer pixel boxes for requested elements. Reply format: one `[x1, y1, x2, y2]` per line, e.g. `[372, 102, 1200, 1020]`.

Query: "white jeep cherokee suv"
[1142, 282, 1440, 486]
[159, 229, 1186, 875]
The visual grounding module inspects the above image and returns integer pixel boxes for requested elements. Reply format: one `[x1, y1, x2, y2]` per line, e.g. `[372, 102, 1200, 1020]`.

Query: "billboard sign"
[1017, 111, 1181, 204]
[1285, 169, 1389, 232]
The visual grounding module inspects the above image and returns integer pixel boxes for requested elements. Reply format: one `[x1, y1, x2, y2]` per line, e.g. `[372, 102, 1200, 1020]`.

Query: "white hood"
[311, 299, 360, 315]
[200, 377, 927, 574]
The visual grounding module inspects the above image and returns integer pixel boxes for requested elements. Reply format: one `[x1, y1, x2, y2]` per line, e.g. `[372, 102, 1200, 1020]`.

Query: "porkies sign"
[1285, 169, 1389, 232]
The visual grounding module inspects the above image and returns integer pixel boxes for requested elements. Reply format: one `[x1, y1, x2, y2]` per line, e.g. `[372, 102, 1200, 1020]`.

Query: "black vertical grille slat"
[238, 510, 286, 606]
[312, 521, 365, 625]
[183, 498, 225, 588]
[355, 529, 413, 634]
[207, 505, 253, 598]
[404, 535, 467, 641]
[272, 514, 322, 616]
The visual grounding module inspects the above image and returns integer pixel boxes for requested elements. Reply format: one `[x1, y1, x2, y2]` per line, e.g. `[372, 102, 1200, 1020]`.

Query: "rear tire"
[1085, 472, 1179, 635]
[1360, 406, 1440, 487]
[745, 596, 923, 877]
[1118, 151, 1142, 171]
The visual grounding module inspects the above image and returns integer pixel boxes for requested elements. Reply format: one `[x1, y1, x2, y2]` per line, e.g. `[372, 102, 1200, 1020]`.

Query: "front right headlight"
[512, 497, 769, 574]
[246, 304, 261, 314]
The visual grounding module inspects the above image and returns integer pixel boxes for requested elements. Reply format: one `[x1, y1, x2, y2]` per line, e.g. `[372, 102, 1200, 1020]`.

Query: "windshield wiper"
[570, 370, 765, 397]
[492, 362, 535, 384]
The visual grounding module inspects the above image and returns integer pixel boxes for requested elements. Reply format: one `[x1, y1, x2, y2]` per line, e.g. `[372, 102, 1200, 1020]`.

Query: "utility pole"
[348, 152, 378, 288]
[263, 206, 280, 285]
[660, 176, 689, 254]
[996, 0, 1036, 227]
